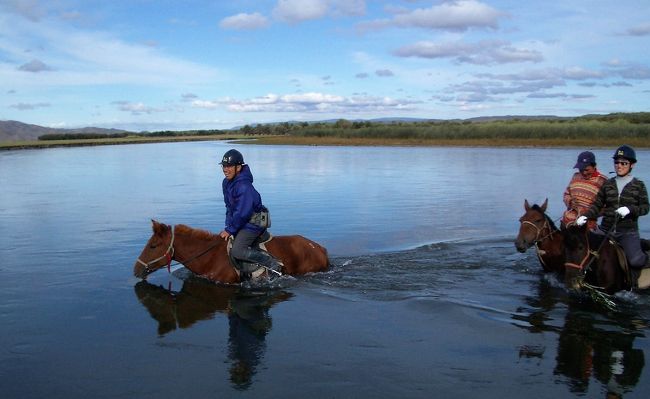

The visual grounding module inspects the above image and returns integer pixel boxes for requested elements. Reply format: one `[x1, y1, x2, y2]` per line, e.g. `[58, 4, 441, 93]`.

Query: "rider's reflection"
[134, 277, 292, 389]
[227, 290, 291, 389]
[514, 279, 645, 398]
[554, 304, 644, 397]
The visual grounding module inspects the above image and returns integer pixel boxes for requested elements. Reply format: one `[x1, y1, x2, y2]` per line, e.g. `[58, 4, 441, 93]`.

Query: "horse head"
[515, 199, 551, 253]
[562, 223, 590, 290]
[134, 220, 175, 279]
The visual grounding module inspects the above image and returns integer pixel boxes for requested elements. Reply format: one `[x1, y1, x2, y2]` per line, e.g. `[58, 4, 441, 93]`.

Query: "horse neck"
[172, 226, 227, 275]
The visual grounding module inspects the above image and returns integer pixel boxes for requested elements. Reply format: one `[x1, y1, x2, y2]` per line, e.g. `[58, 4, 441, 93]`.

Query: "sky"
[1, 0, 649, 131]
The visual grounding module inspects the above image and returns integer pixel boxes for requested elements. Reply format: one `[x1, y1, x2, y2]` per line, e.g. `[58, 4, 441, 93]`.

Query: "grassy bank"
[3, 113, 649, 150]
[0, 134, 250, 150]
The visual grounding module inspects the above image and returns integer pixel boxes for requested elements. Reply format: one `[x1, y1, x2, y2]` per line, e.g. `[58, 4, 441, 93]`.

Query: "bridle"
[520, 214, 556, 246]
[519, 213, 559, 269]
[564, 225, 595, 271]
[137, 227, 175, 275]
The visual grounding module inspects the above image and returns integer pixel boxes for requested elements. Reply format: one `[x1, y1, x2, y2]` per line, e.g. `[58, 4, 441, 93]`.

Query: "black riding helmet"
[612, 145, 637, 163]
[220, 149, 244, 166]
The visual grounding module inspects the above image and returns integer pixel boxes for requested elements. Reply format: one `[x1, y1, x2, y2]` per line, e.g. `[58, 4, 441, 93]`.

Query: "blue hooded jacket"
[222, 164, 265, 235]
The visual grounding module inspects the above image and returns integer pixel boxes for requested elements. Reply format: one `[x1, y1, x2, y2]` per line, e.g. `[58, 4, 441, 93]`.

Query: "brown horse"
[134, 220, 329, 284]
[562, 223, 628, 294]
[515, 199, 565, 274]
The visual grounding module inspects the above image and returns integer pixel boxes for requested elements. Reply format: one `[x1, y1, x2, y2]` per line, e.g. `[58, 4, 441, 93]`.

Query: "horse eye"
[149, 244, 158, 249]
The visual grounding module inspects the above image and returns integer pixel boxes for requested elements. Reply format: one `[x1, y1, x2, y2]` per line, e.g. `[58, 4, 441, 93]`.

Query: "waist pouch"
[249, 207, 271, 228]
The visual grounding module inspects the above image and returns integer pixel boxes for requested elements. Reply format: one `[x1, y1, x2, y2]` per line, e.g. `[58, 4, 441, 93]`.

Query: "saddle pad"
[638, 269, 650, 290]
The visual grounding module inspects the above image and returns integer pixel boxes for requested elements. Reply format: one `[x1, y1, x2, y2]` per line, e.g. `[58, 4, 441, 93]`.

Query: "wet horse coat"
[515, 199, 565, 274]
[134, 220, 329, 284]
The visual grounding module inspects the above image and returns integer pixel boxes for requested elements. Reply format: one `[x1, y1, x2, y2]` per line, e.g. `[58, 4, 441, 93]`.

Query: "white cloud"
[393, 40, 543, 64]
[273, 0, 329, 23]
[358, 0, 504, 32]
[219, 12, 270, 30]
[0, 15, 220, 88]
[112, 101, 166, 115]
[625, 23, 650, 36]
[18, 59, 54, 72]
[10, 102, 50, 110]
[272, 0, 365, 23]
[192, 92, 417, 113]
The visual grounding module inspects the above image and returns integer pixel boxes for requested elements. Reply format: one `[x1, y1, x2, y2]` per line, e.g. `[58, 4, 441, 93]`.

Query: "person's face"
[222, 164, 240, 180]
[579, 165, 595, 178]
[614, 158, 632, 176]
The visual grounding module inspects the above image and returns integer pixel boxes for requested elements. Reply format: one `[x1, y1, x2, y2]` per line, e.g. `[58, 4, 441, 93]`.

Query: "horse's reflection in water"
[513, 280, 645, 398]
[134, 277, 292, 389]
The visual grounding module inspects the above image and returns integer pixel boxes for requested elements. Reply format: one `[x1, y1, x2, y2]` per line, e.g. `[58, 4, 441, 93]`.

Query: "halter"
[137, 227, 175, 274]
[520, 216, 558, 269]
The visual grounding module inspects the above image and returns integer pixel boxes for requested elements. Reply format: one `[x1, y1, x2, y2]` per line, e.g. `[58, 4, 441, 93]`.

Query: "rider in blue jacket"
[218, 149, 280, 274]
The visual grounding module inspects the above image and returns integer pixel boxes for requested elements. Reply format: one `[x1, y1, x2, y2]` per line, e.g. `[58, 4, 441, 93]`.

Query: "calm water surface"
[1, 142, 649, 398]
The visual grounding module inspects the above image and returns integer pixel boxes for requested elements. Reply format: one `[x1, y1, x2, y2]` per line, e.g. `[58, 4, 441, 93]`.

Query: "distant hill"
[0, 120, 130, 142]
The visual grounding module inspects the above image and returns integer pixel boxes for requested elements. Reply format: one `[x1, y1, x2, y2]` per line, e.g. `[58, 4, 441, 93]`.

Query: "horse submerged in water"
[514, 199, 566, 274]
[134, 220, 329, 284]
[563, 223, 650, 294]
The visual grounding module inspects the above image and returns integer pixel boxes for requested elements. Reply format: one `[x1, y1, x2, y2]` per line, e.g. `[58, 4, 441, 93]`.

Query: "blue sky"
[1, 0, 649, 131]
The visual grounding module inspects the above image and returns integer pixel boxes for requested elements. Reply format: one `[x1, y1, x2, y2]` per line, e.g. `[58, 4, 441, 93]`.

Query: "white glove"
[576, 216, 588, 226]
[616, 206, 630, 218]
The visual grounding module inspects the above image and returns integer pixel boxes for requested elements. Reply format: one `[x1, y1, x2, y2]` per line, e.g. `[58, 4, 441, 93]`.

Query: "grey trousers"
[231, 229, 267, 260]
[596, 227, 648, 268]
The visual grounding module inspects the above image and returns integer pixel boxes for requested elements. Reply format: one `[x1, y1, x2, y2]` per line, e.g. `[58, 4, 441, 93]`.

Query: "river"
[1, 142, 649, 398]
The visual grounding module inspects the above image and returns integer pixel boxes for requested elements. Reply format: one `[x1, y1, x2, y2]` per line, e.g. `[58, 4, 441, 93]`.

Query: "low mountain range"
[0, 120, 130, 142]
[1, 115, 567, 142]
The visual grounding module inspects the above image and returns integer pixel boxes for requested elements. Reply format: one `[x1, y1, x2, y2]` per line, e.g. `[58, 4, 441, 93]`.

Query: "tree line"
[38, 112, 650, 142]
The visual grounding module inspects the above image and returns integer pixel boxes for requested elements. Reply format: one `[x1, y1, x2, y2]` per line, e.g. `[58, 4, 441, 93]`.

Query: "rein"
[136, 226, 222, 275]
[564, 217, 619, 275]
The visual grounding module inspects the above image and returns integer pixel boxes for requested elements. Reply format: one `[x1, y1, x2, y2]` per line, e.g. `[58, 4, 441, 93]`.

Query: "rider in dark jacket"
[578, 145, 649, 268]
[219, 149, 281, 274]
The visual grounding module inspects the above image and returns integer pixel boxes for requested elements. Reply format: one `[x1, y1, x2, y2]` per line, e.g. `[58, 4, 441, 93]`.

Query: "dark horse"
[563, 223, 628, 294]
[134, 220, 329, 283]
[563, 223, 650, 294]
[515, 199, 565, 274]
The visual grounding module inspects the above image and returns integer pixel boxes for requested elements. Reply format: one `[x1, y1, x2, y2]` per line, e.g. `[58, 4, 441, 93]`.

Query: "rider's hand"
[576, 216, 588, 226]
[616, 206, 630, 218]
[219, 230, 231, 240]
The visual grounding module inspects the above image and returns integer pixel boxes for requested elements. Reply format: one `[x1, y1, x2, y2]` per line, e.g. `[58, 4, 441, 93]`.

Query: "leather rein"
[136, 226, 223, 276]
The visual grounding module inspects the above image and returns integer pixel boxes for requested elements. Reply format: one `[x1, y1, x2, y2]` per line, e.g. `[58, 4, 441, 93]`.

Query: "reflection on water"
[2, 143, 650, 398]
[134, 274, 292, 390]
[513, 278, 646, 398]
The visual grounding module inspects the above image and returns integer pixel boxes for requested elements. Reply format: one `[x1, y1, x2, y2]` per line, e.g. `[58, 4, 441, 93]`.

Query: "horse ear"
[541, 198, 548, 212]
[524, 199, 530, 210]
[151, 220, 167, 236]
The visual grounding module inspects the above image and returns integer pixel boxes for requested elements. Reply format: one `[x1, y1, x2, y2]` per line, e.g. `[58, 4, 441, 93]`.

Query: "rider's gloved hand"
[616, 206, 630, 218]
[576, 216, 588, 226]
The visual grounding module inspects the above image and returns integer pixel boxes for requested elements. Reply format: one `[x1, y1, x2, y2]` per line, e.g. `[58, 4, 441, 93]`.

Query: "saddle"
[227, 232, 281, 282]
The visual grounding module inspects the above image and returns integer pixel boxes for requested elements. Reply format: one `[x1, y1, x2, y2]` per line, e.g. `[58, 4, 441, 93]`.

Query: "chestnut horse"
[515, 199, 565, 274]
[134, 220, 329, 284]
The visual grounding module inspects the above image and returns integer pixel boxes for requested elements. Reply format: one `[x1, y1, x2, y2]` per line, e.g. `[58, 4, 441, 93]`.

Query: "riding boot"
[241, 248, 282, 273]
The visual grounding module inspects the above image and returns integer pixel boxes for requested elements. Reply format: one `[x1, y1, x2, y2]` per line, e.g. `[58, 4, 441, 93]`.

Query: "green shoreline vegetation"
[2, 112, 649, 150]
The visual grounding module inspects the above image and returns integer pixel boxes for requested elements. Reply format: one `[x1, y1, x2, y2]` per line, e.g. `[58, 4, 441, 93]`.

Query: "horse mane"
[531, 204, 559, 232]
[175, 224, 220, 241]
